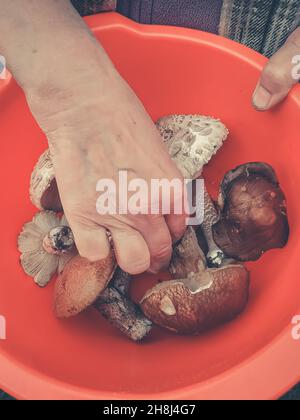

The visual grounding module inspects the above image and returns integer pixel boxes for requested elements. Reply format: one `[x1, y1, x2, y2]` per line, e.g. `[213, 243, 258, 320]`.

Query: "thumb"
[252, 27, 300, 111]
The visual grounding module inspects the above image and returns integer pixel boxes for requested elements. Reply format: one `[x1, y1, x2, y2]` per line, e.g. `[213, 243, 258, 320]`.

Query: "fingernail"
[252, 85, 272, 110]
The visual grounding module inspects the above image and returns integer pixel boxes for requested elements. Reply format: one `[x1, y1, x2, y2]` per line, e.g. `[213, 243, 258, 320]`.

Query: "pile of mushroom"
[18, 113, 289, 340]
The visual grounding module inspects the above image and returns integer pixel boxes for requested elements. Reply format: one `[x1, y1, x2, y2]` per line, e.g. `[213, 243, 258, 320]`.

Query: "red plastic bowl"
[0, 12, 300, 400]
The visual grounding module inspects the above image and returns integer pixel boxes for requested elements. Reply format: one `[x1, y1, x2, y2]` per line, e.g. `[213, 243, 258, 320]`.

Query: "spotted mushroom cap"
[30, 149, 62, 211]
[54, 251, 117, 318]
[156, 114, 229, 179]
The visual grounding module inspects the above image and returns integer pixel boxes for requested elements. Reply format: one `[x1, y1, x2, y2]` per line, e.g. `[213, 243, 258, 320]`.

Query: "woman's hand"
[253, 27, 300, 110]
[0, 0, 186, 275]
[29, 74, 186, 275]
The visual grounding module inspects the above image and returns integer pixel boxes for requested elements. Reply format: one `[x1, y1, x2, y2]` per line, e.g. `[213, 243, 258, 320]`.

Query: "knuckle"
[172, 226, 186, 242]
[151, 241, 172, 261]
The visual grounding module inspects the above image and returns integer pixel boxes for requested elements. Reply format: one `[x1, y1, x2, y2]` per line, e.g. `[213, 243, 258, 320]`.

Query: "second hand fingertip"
[252, 85, 272, 111]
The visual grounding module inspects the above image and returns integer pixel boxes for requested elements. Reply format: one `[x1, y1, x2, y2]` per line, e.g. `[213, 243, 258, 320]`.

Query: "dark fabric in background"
[117, 0, 300, 57]
[219, 0, 300, 57]
[117, 0, 223, 34]
[70, 0, 116, 15]
[70, 0, 300, 56]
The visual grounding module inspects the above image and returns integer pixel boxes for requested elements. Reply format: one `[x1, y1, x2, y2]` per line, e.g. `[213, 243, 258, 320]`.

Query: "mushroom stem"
[95, 287, 152, 342]
[110, 267, 131, 295]
[42, 226, 75, 255]
[201, 187, 225, 267]
[95, 268, 152, 341]
[170, 227, 206, 278]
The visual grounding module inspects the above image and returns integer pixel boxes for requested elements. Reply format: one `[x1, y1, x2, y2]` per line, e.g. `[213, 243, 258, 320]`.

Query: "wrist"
[22, 33, 114, 96]
[23, 38, 122, 131]
[0, 0, 116, 96]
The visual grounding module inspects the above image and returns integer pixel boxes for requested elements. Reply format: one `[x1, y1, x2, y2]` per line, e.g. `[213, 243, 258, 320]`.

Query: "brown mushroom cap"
[213, 162, 289, 261]
[140, 264, 249, 334]
[30, 149, 62, 211]
[140, 227, 249, 334]
[54, 251, 116, 318]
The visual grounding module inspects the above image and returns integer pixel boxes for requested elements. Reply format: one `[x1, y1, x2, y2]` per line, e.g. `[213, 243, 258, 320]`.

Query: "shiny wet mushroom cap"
[213, 162, 289, 261]
[140, 228, 249, 334]
[140, 265, 249, 335]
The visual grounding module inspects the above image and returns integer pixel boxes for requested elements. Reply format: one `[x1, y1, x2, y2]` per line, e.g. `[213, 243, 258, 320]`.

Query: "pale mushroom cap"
[30, 149, 62, 211]
[140, 264, 249, 335]
[42, 225, 74, 255]
[54, 251, 117, 318]
[156, 114, 229, 179]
